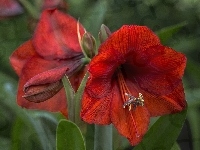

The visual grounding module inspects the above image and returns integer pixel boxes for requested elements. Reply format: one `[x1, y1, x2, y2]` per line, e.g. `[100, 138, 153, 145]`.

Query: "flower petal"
[33, 9, 85, 59]
[24, 65, 68, 88]
[123, 76, 186, 116]
[86, 29, 128, 98]
[9, 40, 37, 76]
[143, 82, 186, 116]
[129, 46, 187, 95]
[81, 89, 112, 124]
[111, 83, 150, 146]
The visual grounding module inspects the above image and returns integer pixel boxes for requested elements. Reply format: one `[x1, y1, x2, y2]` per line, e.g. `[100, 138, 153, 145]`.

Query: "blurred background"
[0, 0, 200, 149]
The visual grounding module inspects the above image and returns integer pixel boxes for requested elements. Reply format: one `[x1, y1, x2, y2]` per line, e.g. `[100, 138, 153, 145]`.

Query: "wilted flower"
[81, 25, 187, 145]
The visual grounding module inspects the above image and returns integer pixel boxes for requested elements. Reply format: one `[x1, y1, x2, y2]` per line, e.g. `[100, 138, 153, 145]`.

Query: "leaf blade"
[56, 120, 86, 150]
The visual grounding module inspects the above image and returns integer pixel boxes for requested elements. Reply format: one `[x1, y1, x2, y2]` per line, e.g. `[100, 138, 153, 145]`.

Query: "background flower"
[10, 9, 85, 113]
[0, 0, 23, 19]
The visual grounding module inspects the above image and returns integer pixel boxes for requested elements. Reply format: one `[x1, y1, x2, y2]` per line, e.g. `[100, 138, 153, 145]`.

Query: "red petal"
[81, 89, 112, 124]
[143, 82, 186, 116]
[130, 46, 187, 95]
[111, 83, 150, 146]
[9, 40, 37, 76]
[24, 66, 68, 88]
[33, 9, 85, 59]
[86, 31, 127, 98]
[124, 77, 186, 116]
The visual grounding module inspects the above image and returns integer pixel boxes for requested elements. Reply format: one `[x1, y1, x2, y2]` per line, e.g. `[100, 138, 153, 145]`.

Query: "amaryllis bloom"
[0, 0, 23, 19]
[81, 25, 187, 145]
[10, 9, 85, 114]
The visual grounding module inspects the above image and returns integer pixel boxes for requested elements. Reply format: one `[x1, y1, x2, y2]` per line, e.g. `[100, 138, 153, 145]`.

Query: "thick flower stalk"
[81, 25, 187, 145]
[10, 9, 85, 115]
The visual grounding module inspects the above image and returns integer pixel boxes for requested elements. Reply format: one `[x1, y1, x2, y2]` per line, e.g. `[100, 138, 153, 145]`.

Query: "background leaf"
[56, 120, 86, 150]
[156, 22, 187, 44]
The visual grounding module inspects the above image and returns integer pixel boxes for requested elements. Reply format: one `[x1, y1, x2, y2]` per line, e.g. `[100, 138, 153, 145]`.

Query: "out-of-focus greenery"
[0, 0, 200, 149]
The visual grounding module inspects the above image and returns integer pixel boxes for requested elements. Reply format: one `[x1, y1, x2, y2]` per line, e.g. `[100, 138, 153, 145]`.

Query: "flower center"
[117, 70, 144, 111]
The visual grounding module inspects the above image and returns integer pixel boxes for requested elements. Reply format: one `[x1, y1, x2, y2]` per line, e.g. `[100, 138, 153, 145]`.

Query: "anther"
[123, 93, 144, 111]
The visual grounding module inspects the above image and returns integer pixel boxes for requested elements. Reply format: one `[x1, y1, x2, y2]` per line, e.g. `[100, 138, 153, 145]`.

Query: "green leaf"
[156, 22, 187, 44]
[187, 107, 200, 150]
[134, 107, 187, 150]
[56, 120, 86, 150]
[171, 142, 181, 150]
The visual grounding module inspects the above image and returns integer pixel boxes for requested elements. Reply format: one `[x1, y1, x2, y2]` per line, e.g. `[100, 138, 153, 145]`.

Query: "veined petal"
[9, 40, 37, 76]
[128, 46, 187, 95]
[86, 28, 129, 98]
[33, 9, 85, 59]
[81, 89, 112, 124]
[128, 25, 160, 51]
[143, 82, 186, 116]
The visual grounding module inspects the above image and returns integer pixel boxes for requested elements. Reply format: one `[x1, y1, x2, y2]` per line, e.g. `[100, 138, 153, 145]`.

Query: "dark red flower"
[10, 9, 85, 114]
[81, 25, 187, 145]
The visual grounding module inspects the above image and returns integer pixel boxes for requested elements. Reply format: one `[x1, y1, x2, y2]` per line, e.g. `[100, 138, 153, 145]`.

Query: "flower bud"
[81, 32, 96, 58]
[23, 80, 63, 103]
[98, 24, 112, 43]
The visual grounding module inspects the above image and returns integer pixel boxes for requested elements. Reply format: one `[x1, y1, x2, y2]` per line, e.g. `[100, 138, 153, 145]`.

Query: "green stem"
[94, 125, 112, 150]
[62, 76, 75, 122]
[18, 0, 40, 19]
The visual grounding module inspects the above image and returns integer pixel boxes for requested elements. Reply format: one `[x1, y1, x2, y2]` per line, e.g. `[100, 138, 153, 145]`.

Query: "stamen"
[123, 93, 144, 111]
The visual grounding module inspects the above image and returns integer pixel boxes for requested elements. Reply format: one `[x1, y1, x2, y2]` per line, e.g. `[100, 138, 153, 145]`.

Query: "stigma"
[123, 93, 144, 111]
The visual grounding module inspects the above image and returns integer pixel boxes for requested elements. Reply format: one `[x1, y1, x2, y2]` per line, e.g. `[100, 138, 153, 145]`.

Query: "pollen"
[117, 69, 144, 111]
[123, 93, 144, 111]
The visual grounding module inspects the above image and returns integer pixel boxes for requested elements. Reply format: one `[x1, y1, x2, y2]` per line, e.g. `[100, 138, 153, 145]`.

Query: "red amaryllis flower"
[81, 25, 187, 145]
[10, 9, 85, 114]
[0, 0, 23, 19]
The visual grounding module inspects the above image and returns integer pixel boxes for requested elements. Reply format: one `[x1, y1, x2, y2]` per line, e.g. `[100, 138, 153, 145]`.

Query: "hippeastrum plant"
[10, 9, 85, 115]
[81, 25, 187, 145]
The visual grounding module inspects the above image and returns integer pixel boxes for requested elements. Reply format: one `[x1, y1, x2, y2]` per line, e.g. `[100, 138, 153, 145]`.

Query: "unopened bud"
[81, 32, 96, 58]
[98, 24, 111, 43]
[23, 80, 63, 103]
